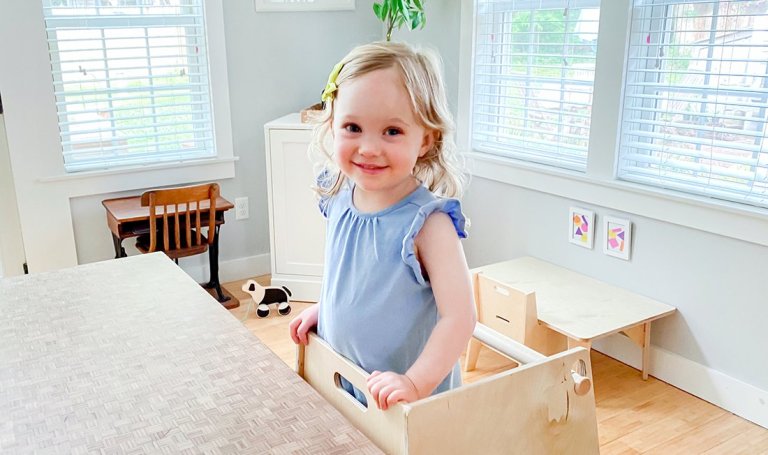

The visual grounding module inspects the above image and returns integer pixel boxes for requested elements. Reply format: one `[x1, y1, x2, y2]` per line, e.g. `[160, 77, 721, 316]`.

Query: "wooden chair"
[464, 272, 567, 371]
[135, 183, 219, 261]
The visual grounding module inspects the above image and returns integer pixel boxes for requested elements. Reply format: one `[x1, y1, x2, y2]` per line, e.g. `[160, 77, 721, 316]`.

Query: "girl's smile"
[353, 162, 388, 174]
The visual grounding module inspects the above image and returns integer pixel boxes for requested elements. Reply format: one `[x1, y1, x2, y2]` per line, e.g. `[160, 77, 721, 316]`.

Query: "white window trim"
[458, 0, 768, 247]
[38, 156, 238, 198]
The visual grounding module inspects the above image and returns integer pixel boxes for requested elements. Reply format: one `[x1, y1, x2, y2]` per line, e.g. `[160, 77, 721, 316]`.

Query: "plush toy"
[241, 279, 292, 318]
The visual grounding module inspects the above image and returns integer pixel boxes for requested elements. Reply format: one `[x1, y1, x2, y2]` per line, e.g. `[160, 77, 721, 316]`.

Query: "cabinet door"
[268, 129, 325, 276]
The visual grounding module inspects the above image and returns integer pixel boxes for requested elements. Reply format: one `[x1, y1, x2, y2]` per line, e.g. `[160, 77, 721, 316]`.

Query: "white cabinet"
[264, 113, 325, 302]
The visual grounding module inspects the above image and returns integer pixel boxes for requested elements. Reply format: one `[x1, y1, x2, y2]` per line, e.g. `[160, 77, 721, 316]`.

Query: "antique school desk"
[102, 194, 233, 305]
[473, 256, 677, 379]
[0, 253, 380, 454]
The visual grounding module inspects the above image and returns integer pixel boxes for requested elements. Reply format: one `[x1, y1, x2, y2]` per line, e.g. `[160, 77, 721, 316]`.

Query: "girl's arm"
[367, 212, 476, 410]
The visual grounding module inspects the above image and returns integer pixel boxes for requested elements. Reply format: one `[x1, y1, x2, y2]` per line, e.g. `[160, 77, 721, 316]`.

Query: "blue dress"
[317, 183, 468, 402]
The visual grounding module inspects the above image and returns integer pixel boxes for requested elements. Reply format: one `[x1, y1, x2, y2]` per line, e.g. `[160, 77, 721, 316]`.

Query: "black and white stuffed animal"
[241, 279, 292, 318]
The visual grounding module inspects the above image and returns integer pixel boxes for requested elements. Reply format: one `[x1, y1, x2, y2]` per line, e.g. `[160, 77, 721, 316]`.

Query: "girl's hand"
[366, 370, 419, 411]
[288, 304, 320, 345]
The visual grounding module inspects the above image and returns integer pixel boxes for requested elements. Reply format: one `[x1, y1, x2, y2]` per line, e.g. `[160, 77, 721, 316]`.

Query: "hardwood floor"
[223, 278, 768, 454]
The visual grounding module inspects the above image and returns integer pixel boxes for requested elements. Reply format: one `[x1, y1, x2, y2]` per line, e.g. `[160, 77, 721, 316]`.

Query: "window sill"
[467, 151, 768, 247]
[38, 156, 238, 198]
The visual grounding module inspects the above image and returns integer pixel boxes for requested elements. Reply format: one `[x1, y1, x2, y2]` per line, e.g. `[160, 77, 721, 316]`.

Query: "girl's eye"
[344, 123, 361, 133]
[385, 127, 403, 136]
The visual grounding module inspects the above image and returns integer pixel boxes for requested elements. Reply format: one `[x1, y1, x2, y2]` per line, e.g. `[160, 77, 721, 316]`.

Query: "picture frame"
[603, 216, 632, 260]
[568, 207, 595, 249]
[254, 0, 355, 12]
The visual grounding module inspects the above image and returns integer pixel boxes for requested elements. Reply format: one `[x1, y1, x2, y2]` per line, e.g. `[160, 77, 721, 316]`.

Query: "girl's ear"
[419, 130, 436, 157]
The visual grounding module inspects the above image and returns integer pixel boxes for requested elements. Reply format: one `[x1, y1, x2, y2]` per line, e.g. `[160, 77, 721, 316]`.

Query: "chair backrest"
[140, 183, 219, 257]
[474, 272, 566, 355]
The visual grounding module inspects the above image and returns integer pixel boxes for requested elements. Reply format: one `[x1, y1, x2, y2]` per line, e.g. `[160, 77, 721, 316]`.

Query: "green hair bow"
[321, 62, 344, 103]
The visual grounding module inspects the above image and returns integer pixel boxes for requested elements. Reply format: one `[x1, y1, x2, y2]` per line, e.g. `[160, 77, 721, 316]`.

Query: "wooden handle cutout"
[333, 372, 369, 412]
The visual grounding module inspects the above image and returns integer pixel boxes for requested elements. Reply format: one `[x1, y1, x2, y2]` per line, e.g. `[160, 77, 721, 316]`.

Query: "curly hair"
[309, 41, 466, 199]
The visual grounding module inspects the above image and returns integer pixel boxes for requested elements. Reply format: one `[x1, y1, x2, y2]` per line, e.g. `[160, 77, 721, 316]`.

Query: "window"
[43, 0, 216, 172]
[619, 0, 768, 209]
[471, 0, 601, 171]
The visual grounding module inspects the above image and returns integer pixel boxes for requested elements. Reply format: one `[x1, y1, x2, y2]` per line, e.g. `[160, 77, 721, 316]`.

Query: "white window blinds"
[471, 0, 601, 171]
[618, 0, 768, 208]
[42, 0, 215, 173]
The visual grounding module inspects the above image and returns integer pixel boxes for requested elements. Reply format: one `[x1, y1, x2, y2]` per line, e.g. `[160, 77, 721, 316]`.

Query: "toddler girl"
[289, 41, 476, 411]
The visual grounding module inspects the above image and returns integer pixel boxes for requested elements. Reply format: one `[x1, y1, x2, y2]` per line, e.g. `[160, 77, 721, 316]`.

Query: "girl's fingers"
[386, 390, 406, 408]
[301, 322, 312, 345]
[297, 321, 307, 344]
[288, 317, 311, 345]
[376, 385, 390, 410]
[288, 318, 300, 344]
[372, 382, 394, 410]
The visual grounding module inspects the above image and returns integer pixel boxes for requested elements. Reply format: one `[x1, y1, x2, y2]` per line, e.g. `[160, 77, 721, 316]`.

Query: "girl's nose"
[357, 136, 381, 157]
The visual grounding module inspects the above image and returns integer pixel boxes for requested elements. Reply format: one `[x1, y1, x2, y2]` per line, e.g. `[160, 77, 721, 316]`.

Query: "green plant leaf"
[399, 0, 411, 21]
[373, 0, 426, 40]
[410, 14, 420, 30]
[381, 0, 391, 23]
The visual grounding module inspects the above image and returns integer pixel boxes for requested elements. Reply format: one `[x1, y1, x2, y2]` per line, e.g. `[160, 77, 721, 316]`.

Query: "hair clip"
[321, 62, 344, 103]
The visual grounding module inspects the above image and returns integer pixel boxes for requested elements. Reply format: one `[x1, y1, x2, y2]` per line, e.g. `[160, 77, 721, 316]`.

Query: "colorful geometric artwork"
[603, 216, 632, 260]
[568, 207, 595, 249]
[607, 224, 625, 252]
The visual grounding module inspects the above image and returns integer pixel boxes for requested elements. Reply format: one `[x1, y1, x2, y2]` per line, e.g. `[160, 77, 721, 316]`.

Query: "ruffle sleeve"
[401, 198, 468, 285]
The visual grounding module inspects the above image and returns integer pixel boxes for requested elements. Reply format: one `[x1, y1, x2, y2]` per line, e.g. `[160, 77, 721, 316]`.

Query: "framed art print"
[603, 216, 632, 260]
[569, 207, 595, 249]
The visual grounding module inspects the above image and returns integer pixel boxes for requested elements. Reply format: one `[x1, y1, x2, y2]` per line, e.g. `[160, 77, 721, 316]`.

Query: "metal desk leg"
[203, 226, 235, 307]
[111, 234, 127, 258]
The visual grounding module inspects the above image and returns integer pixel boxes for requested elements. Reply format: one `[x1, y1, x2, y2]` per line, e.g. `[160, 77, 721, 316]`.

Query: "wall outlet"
[235, 197, 249, 220]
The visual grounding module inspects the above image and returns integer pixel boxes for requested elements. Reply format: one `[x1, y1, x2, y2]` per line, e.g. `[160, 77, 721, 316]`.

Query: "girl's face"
[331, 66, 434, 208]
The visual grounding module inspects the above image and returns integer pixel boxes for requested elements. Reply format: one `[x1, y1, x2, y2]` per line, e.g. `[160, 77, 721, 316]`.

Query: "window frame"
[617, 0, 768, 210]
[470, 0, 602, 172]
[41, 0, 236, 186]
[458, 0, 768, 247]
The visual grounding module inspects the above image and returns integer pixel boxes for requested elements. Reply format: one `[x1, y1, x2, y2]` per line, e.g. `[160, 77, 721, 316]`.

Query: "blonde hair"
[310, 41, 465, 199]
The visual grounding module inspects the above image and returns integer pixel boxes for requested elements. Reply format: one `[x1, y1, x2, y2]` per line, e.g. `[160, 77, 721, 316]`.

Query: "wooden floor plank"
[703, 423, 768, 454]
[643, 413, 759, 455]
[223, 277, 768, 454]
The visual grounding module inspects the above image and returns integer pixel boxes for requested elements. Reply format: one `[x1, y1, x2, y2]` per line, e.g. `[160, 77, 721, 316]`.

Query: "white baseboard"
[593, 335, 768, 429]
[270, 273, 322, 302]
[180, 253, 271, 284]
